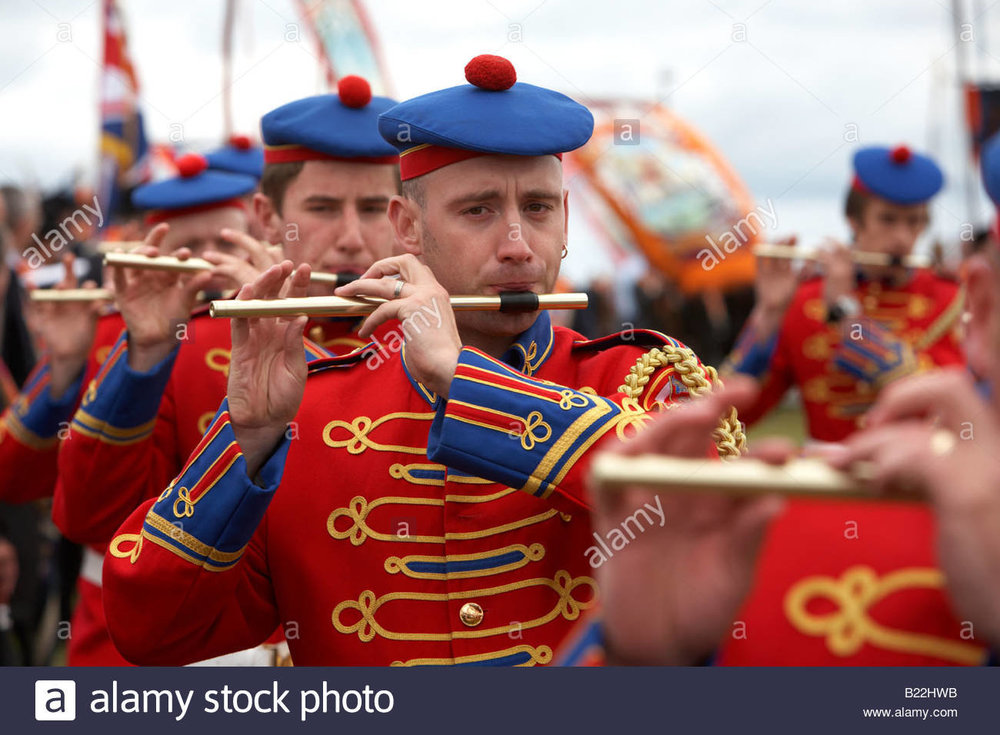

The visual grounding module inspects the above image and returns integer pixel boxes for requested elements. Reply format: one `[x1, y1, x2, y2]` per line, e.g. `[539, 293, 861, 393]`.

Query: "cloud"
[0, 0, 996, 254]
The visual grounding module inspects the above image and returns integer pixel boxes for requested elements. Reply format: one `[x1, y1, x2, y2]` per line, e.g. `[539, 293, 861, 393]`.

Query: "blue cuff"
[141, 400, 290, 570]
[727, 330, 778, 378]
[70, 334, 178, 444]
[427, 348, 625, 500]
[10, 362, 84, 442]
[555, 619, 605, 665]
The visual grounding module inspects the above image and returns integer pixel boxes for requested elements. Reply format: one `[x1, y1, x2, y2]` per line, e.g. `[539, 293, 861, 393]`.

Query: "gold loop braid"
[618, 345, 747, 460]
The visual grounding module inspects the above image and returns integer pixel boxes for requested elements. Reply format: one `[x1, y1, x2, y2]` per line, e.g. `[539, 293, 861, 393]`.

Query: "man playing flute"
[713, 148, 980, 665]
[592, 138, 1000, 667]
[726, 144, 965, 442]
[0, 158, 258, 663]
[827, 133, 1000, 662]
[53, 77, 400, 665]
[101, 55, 764, 667]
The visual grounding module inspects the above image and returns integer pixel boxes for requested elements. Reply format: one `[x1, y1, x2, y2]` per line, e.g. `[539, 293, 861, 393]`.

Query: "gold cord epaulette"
[618, 345, 747, 460]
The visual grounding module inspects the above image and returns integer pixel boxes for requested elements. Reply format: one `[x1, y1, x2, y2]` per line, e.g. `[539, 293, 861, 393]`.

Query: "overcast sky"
[2, 0, 999, 281]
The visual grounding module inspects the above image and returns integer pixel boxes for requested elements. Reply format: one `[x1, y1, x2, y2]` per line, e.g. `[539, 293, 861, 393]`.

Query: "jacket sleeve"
[733, 312, 797, 427]
[54, 333, 181, 544]
[0, 359, 83, 503]
[101, 402, 287, 665]
[426, 342, 730, 517]
[56, 335, 337, 545]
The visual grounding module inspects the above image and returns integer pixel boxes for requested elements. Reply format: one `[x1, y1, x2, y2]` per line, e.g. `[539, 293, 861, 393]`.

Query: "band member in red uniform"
[827, 132, 1000, 663]
[716, 147, 982, 666]
[56, 78, 399, 546]
[100, 54, 758, 667]
[0, 256, 116, 501]
[43, 158, 261, 665]
[726, 144, 964, 442]
[55, 78, 399, 665]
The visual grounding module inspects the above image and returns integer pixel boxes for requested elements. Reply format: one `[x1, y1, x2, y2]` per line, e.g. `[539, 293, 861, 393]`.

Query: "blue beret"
[205, 135, 264, 179]
[377, 55, 594, 180]
[132, 154, 256, 221]
[852, 145, 943, 205]
[981, 132, 1000, 205]
[261, 76, 399, 164]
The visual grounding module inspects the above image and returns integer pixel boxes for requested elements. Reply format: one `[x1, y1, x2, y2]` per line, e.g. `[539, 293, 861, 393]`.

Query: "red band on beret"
[144, 198, 246, 225]
[850, 175, 870, 195]
[264, 145, 398, 165]
[399, 144, 562, 181]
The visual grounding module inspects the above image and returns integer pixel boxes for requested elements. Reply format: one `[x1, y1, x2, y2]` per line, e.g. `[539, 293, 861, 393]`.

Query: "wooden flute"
[209, 292, 590, 318]
[588, 453, 906, 502]
[754, 242, 933, 269]
[102, 252, 354, 285]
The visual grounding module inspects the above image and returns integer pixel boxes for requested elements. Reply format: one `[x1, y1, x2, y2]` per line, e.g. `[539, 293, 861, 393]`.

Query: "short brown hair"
[401, 177, 426, 209]
[260, 161, 305, 216]
[261, 161, 402, 214]
[844, 186, 871, 222]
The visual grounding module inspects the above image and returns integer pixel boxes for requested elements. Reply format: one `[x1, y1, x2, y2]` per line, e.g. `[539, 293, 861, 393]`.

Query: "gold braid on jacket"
[618, 345, 747, 460]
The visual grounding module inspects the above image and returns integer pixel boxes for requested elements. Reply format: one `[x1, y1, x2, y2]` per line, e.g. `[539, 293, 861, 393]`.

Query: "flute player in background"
[592, 141, 1000, 666]
[703, 147, 980, 666]
[724, 144, 965, 443]
[827, 132, 1000, 656]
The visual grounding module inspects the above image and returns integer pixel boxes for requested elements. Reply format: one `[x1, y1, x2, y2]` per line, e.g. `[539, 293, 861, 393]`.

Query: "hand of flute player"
[592, 377, 786, 665]
[817, 239, 856, 308]
[828, 369, 1000, 645]
[229, 261, 311, 478]
[112, 223, 214, 372]
[200, 229, 284, 289]
[28, 253, 103, 398]
[754, 235, 800, 325]
[335, 254, 462, 399]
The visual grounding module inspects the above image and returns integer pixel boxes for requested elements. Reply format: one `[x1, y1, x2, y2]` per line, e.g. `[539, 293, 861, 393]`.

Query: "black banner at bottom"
[5, 666, 995, 733]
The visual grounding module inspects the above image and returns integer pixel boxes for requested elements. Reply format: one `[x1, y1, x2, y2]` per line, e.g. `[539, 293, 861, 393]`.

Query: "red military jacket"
[719, 497, 987, 665]
[719, 272, 980, 665]
[0, 311, 124, 503]
[736, 271, 965, 442]
[54, 309, 355, 545]
[101, 314, 732, 666]
[52, 309, 358, 666]
[0, 310, 127, 666]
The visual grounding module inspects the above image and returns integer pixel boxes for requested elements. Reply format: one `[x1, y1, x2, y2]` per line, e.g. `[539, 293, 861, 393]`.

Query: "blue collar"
[403, 312, 555, 407]
[501, 311, 554, 378]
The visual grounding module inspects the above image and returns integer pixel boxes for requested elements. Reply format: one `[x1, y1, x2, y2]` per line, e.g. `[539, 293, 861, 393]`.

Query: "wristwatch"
[825, 294, 861, 324]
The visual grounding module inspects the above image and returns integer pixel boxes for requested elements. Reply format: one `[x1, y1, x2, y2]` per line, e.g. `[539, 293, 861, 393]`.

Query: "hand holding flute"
[590, 377, 785, 665]
[28, 253, 105, 398]
[109, 224, 218, 372]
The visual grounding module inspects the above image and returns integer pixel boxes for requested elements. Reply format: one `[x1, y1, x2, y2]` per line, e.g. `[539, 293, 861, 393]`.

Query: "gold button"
[309, 326, 324, 342]
[459, 602, 484, 627]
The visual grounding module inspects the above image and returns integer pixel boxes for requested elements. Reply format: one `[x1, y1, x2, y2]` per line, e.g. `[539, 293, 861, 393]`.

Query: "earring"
[561, 245, 568, 259]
